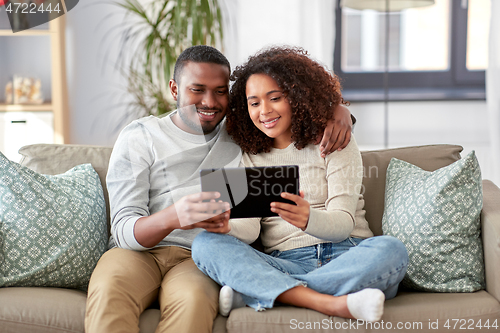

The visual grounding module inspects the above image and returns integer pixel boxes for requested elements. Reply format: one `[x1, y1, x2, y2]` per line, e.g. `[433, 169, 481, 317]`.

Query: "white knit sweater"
[228, 136, 374, 253]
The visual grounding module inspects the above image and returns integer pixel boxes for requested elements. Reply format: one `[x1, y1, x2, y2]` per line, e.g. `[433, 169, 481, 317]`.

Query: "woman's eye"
[271, 96, 281, 102]
[249, 102, 259, 107]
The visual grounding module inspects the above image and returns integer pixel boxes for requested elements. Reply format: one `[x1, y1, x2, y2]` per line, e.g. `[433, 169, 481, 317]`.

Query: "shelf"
[0, 29, 55, 36]
[0, 103, 53, 112]
[0, 15, 68, 144]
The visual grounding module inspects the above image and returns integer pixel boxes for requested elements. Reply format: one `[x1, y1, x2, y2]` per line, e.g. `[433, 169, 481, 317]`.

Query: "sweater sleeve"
[107, 122, 155, 251]
[303, 138, 363, 242]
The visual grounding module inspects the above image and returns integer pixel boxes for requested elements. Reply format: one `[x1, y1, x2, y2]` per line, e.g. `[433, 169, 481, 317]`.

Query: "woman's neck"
[272, 137, 293, 149]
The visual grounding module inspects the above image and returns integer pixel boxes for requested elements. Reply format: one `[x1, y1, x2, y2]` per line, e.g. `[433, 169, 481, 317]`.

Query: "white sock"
[346, 288, 385, 322]
[219, 285, 245, 316]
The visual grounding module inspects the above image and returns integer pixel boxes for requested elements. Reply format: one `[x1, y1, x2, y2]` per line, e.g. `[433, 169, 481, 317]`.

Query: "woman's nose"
[260, 101, 272, 115]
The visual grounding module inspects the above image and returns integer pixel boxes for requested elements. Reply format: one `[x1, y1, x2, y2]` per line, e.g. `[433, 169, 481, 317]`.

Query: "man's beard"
[177, 101, 222, 135]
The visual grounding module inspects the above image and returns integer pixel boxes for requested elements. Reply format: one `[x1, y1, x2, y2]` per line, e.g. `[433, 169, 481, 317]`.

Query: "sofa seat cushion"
[0, 287, 86, 333]
[226, 291, 500, 333]
[383, 291, 500, 327]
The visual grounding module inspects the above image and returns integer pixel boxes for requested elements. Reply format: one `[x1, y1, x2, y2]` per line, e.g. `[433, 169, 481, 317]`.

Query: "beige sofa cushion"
[0, 287, 86, 333]
[361, 144, 463, 235]
[226, 291, 500, 333]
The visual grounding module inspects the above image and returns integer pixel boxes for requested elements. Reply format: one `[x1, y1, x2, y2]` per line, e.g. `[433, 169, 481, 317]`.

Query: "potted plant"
[114, 0, 224, 118]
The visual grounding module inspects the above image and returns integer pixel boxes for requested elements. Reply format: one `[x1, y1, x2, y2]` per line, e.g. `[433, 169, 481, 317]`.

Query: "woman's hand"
[270, 190, 310, 230]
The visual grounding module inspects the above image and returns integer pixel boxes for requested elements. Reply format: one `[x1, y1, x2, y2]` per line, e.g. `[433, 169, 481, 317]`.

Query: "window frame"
[334, 0, 486, 101]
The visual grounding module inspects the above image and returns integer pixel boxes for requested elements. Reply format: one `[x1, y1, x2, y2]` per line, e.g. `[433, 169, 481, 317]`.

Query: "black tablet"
[200, 165, 299, 219]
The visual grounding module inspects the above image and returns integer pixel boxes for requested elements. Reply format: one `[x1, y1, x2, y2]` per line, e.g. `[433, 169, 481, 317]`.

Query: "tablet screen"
[200, 165, 299, 218]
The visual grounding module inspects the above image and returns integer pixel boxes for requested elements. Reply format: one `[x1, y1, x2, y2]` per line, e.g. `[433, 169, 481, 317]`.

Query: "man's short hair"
[173, 45, 231, 83]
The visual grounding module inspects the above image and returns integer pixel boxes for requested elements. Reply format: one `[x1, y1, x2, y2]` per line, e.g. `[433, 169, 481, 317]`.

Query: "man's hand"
[270, 191, 310, 230]
[182, 199, 231, 233]
[317, 104, 353, 157]
[174, 192, 230, 227]
[134, 192, 230, 248]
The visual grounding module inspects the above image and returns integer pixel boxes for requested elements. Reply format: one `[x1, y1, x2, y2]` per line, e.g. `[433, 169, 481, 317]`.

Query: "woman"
[191, 46, 408, 322]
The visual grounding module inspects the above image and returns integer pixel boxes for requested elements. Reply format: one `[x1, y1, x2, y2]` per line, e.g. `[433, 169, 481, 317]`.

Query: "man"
[85, 45, 353, 333]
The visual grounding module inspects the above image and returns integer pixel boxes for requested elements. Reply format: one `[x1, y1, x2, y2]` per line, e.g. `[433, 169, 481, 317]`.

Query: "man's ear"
[169, 79, 178, 101]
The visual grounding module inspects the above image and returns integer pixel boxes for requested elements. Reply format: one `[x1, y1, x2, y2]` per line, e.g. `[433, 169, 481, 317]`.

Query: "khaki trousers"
[85, 246, 219, 333]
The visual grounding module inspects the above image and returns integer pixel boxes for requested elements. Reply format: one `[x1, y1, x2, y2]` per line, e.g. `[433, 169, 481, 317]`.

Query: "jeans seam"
[348, 237, 358, 246]
[360, 260, 408, 290]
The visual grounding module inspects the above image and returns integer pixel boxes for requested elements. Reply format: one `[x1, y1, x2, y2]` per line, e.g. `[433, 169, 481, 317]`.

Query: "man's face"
[170, 62, 230, 135]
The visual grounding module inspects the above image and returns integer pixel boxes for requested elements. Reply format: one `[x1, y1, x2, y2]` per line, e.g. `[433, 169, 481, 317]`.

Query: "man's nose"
[202, 91, 217, 108]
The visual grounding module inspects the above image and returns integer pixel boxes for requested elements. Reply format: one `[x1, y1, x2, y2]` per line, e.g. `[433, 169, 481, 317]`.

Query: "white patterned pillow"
[382, 151, 484, 292]
[0, 151, 108, 289]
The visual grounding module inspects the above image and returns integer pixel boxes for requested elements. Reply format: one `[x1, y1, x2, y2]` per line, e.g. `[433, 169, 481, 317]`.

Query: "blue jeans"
[192, 232, 408, 311]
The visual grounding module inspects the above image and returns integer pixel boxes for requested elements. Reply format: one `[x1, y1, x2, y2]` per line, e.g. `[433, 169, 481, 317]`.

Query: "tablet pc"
[200, 165, 299, 219]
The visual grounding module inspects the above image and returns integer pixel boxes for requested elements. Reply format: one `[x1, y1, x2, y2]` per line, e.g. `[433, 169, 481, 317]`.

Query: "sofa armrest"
[481, 180, 500, 302]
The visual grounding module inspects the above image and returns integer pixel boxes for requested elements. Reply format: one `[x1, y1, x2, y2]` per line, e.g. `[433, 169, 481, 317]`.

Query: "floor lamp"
[340, 0, 434, 148]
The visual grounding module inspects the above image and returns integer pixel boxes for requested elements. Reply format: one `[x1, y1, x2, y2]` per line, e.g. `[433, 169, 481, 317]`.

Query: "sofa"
[0, 143, 499, 333]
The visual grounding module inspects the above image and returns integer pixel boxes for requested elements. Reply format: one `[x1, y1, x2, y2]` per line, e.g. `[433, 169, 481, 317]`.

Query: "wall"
[64, 0, 133, 146]
[61, 1, 494, 181]
[351, 100, 493, 180]
[63, 0, 337, 146]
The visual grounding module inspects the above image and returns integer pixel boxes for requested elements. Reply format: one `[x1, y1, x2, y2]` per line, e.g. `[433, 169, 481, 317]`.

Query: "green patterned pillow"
[0, 151, 108, 290]
[382, 151, 484, 292]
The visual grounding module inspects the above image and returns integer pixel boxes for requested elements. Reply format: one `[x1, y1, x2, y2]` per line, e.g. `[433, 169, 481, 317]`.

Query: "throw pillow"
[382, 151, 484, 292]
[0, 151, 108, 290]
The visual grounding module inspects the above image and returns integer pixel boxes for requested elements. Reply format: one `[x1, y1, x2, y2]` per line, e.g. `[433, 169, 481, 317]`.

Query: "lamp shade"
[341, 0, 435, 11]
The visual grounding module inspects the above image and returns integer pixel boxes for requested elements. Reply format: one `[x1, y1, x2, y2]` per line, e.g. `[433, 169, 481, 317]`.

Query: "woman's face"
[246, 74, 293, 149]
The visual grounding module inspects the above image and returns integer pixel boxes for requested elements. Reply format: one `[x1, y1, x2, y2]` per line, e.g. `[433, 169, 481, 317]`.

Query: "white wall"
[64, 0, 133, 146]
[351, 100, 494, 181]
[221, 0, 335, 71]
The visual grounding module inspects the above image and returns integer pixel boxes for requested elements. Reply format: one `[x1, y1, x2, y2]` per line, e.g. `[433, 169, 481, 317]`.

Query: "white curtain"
[221, 0, 336, 71]
[487, 0, 500, 185]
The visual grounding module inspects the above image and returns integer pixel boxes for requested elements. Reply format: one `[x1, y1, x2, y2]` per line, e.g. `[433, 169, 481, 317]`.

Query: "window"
[334, 0, 490, 101]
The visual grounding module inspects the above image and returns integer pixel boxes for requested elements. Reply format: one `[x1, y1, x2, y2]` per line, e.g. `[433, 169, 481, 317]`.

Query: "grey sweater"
[107, 113, 241, 250]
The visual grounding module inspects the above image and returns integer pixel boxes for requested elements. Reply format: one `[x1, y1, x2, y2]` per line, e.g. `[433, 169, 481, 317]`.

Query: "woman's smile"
[261, 116, 281, 128]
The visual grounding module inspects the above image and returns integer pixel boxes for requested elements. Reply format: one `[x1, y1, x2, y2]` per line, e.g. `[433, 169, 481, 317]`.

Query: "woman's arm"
[304, 137, 363, 241]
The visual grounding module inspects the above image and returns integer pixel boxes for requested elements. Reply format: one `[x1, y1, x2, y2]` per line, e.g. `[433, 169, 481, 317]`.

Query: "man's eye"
[191, 88, 203, 93]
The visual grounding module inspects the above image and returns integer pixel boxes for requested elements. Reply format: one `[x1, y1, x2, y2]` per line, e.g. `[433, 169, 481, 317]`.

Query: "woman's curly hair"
[227, 46, 347, 154]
